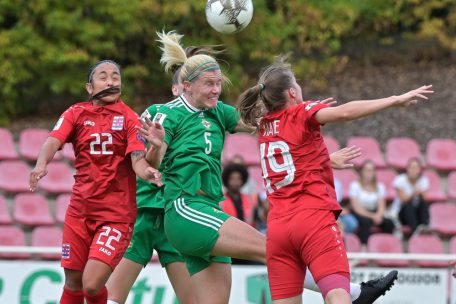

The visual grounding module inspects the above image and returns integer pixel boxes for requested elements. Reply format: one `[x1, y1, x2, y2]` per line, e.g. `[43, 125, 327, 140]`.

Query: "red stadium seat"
[346, 136, 386, 168]
[408, 234, 447, 267]
[447, 171, 456, 201]
[323, 135, 340, 154]
[19, 128, 62, 161]
[0, 195, 12, 224]
[367, 233, 409, 267]
[247, 165, 265, 193]
[13, 193, 54, 226]
[0, 128, 19, 160]
[333, 169, 358, 200]
[222, 133, 260, 166]
[0, 160, 30, 193]
[423, 170, 447, 202]
[62, 143, 76, 162]
[344, 233, 361, 252]
[31, 226, 62, 260]
[38, 161, 74, 194]
[385, 137, 422, 170]
[376, 168, 397, 201]
[0, 225, 31, 259]
[429, 203, 456, 236]
[55, 193, 70, 224]
[426, 138, 456, 171]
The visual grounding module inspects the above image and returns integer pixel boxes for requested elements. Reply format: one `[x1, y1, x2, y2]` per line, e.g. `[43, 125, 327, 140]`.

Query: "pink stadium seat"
[408, 234, 447, 267]
[31, 226, 62, 260]
[367, 233, 409, 267]
[447, 171, 456, 201]
[323, 135, 340, 154]
[426, 138, 456, 171]
[344, 233, 361, 252]
[247, 165, 265, 193]
[222, 133, 260, 166]
[0, 195, 12, 224]
[423, 170, 447, 202]
[0, 128, 19, 160]
[0, 160, 30, 193]
[38, 161, 74, 194]
[19, 128, 62, 161]
[376, 168, 397, 201]
[13, 193, 54, 226]
[55, 193, 70, 224]
[0, 225, 31, 259]
[62, 143, 76, 162]
[429, 203, 456, 236]
[385, 137, 422, 170]
[346, 136, 386, 168]
[333, 169, 358, 200]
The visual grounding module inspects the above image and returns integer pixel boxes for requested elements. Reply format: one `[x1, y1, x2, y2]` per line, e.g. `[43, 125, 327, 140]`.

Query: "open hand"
[144, 167, 163, 187]
[330, 146, 362, 169]
[395, 85, 434, 107]
[136, 117, 165, 148]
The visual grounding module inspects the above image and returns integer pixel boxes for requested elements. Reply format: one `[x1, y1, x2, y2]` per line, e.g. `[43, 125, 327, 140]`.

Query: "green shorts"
[124, 208, 184, 267]
[164, 195, 231, 275]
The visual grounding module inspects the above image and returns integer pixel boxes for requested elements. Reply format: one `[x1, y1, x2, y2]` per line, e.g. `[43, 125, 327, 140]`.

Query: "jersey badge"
[140, 109, 151, 120]
[53, 117, 64, 130]
[202, 119, 211, 129]
[112, 116, 124, 130]
[152, 113, 167, 125]
[198, 112, 204, 118]
[62, 244, 70, 259]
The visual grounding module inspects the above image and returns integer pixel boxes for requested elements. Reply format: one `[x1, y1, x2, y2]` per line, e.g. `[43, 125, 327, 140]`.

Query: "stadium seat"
[429, 203, 456, 236]
[346, 136, 386, 168]
[31, 226, 62, 260]
[0, 195, 12, 224]
[62, 143, 76, 162]
[222, 133, 260, 166]
[333, 169, 358, 200]
[426, 138, 456, 171]
[247, 165, 265, 193]
[55, 193, 70, 224]
[423, 170, 447, 202]
[323, 135, 340, 154]
[13, 193, 55, 226]
[0, 160, 30, 193]
[408, 234, 447, 267]
[367, 233, 409, 267]
[447, 171, 456, 201]
[376, 168, 397, 201]
[19, 128, 62, 161]
[0, 225, 31, 259]
[385, 137, 422, 170]
[449, 236, 456, 254]
[0, 128, 19, 160]
[38, 161, 74, 194]
[344, 233, 361, 252]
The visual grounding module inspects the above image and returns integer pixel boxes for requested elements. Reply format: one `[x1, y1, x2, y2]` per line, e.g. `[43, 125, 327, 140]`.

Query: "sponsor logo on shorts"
[99, 247, 112, 256]
[62, 244, 70, 259]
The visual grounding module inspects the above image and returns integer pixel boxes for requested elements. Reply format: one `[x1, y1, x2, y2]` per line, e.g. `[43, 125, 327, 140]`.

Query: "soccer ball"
[205, 0, 254, 34]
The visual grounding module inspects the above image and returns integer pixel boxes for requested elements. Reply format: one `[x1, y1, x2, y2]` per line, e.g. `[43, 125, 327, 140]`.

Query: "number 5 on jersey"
[260, 141, 296, 193]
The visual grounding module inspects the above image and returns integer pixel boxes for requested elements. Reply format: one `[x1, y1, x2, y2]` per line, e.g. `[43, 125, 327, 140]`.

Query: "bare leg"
[106, 258, 143, 303]
[273, 294, 302, 304]
[166, 262, 196, 304]
[82, 259, 112, 295]
[325, 289, 351, 304]
[190, 262, 231, 304]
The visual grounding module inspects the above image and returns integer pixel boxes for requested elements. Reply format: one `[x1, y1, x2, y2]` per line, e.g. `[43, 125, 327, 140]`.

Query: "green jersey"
[153, 95, 239, 208]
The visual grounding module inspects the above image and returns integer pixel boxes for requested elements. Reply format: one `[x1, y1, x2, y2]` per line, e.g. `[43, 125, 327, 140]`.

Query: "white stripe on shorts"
[174, 198, 220, 231]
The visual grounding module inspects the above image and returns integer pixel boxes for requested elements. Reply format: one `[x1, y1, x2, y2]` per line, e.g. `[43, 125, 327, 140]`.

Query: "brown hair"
[236, 57, 295, 127]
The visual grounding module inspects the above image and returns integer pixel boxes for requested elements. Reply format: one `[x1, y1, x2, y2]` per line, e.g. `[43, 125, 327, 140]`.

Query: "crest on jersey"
[202, 119, 211, 129]
[112, 116, 124, 130]
[152, 113, 167, 125]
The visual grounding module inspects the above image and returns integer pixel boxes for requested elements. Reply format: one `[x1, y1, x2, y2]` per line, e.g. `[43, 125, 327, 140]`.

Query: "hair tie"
[259, 83, 265, 91]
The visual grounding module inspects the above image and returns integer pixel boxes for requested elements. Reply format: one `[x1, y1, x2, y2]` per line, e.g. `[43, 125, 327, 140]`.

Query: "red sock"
[83, 286, 108, 304]
[60, 287, 84, 304]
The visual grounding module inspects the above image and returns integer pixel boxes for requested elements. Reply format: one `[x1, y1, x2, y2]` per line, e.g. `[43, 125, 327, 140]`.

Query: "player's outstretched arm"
[130, 151, 163, 186]
[329, 146, 361, 170]
[315, 85, 434, 124]
[29, 137, 62, 192]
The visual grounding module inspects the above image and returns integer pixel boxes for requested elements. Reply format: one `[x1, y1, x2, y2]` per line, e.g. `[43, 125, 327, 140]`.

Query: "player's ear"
[288, 87, 296, 99]
[86, 82, 93, 95]
[171, 84, 179, 97]
[183, 81, 192, 94]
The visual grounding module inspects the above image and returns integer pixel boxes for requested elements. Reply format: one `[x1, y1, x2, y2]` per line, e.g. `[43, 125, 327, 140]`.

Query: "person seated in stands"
[334, 177, 359, 234]
[349, 160, 395, 250]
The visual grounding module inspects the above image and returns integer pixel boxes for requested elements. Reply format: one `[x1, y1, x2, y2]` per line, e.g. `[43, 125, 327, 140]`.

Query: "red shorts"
[61, 213, 133, 271]
[266, 209, 350, 300]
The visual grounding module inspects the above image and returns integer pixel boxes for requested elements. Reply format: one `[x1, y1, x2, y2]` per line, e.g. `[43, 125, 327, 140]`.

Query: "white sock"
[107, 301, 120, 304]
[303, 271, 320, 292]
[350, 283, 361, 301]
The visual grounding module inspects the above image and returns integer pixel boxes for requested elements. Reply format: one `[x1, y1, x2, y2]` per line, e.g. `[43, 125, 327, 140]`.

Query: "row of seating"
[346, 233, 456, 268]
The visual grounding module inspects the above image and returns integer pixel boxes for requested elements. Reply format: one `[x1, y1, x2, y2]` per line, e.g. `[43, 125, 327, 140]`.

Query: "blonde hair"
[156, 31, 230, 85]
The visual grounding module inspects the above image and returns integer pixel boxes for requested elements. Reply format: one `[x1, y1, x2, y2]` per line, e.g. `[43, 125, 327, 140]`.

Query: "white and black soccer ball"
[205, 0, 254, 34]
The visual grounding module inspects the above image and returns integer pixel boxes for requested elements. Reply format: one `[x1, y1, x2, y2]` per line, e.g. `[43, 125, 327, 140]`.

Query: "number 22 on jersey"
[260, 141, 296, 193]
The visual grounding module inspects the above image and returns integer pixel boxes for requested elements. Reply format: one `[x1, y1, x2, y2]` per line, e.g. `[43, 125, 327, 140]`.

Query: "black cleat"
[353, 270, 398, 304]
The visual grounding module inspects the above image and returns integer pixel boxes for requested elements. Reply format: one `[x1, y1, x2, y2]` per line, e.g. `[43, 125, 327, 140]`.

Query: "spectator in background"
[392, 158, 429, 233]
[350, 161, 395, 249]
[228, 154, 258, 199]
[334, 177, 359, 234]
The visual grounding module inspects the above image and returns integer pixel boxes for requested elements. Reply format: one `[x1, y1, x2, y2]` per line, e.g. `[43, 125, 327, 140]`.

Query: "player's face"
[185, 70, 222, 109]
[228, 171, 244, 192]
[86, 63, 121, 103]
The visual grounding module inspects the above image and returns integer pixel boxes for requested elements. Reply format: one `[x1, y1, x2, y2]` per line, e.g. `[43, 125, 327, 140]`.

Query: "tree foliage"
[0, 0, 455, 125]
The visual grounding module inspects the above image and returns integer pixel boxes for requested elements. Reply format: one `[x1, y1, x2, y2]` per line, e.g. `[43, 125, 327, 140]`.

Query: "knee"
[82, 277, 105, 295]
[64, 271, 83, 291]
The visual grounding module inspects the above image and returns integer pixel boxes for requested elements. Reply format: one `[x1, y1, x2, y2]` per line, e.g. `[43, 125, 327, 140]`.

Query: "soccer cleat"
[353, 270, 398, 304]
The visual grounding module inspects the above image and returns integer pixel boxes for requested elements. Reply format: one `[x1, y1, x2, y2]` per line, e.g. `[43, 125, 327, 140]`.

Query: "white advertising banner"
[0, 261, 451, 304]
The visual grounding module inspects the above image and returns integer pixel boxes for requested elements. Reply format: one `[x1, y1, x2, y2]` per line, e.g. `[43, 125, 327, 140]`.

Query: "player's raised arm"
[29, 136, 62, 192]
[130, 150, 162, 186]
[314, 85, 434, 124]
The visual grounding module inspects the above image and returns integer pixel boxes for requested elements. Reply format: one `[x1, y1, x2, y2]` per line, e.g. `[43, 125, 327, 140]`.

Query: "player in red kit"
[237, 58, 433, 304]
[29, 60, 162, 304]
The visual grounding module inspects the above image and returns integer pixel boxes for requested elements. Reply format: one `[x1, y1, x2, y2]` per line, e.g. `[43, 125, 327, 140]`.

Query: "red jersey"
[50, 100, 145, 223]
[258, 102, 341, 220]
